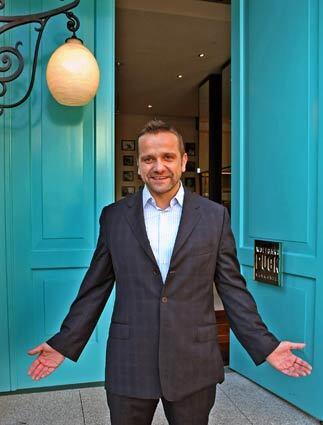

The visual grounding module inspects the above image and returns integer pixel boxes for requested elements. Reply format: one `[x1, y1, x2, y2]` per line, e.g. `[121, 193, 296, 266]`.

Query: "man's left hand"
[266, 341, 312, 377]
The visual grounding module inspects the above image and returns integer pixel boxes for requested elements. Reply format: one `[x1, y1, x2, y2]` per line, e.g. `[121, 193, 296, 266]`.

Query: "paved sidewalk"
[0, 370, 319, 425]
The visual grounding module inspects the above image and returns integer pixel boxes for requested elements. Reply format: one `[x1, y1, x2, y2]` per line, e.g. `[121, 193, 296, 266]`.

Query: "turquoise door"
[0, 112, 10, 392]
[0, 0, 115, 391]
[231, 0, 323, 420]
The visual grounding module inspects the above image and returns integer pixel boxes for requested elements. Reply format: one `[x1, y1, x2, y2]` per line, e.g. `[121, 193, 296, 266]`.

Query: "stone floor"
[0, 369, 320, 425]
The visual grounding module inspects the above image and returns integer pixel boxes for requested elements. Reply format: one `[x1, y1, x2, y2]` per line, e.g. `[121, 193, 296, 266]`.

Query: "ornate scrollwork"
[0, 82, 6, 97]
[34, 18, 47, 33]
[0, 42, 24, 115]
[0, 42, 24, 83]
[0, 0, 80, 115]
[65, 11, 80, 38]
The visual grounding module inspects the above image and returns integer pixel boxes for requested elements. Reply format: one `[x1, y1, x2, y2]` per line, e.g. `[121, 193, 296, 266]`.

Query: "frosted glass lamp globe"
[46, 38, 100, 106]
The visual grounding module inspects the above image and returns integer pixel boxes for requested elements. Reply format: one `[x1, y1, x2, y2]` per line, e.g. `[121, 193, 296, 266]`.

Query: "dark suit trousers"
[106, 384, 217, 425]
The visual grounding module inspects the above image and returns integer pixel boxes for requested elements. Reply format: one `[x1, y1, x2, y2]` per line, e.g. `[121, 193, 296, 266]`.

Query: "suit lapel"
[170, 188, 201, 264]
[123, 187, 201, 269]
[123, 189, 158, 266]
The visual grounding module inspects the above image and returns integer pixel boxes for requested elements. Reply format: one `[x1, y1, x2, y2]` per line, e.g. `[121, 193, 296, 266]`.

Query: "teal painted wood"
[0, 0, 13, 393]
[1, 0, 115, 391]
[231, 0, 323, 419]
[0, 83, 11, 392]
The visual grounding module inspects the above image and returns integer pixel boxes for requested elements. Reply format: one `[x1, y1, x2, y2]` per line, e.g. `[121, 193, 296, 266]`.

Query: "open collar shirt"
[142, 183, 184, 283]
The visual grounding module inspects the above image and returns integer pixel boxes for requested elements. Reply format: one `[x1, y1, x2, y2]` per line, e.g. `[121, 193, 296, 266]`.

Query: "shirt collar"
[142, 181, 184, 210]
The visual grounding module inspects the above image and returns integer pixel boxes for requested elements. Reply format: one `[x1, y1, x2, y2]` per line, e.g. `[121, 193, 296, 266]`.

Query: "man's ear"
[181, 153, 188, 172]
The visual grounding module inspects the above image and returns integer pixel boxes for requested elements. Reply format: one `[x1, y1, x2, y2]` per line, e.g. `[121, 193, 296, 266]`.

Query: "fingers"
[295, 356, 311, 368]
[281, 367, 308, 378]
[266, 344, 313, 378]
[28, 360, 56, 380]
[280, 356, 312, 377]
[294, 357, 312, 374]
[287, 342, 306, 351]
[42, 366, 55, 379]
[27, 343, 65, 381]
[281, 369, 306, 378]
[29, 361, 45, 380]
[28, 353, 62, 380]
[27, 344, 44, 355]
[28, 358, 40, 376]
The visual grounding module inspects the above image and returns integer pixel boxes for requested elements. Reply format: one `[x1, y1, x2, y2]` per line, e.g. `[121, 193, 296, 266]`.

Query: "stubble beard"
[146, 174, 180, 195]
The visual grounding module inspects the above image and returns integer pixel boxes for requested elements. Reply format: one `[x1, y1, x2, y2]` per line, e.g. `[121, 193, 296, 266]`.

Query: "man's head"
[137, 120, 187, 198]
[138, 120, 185, 156]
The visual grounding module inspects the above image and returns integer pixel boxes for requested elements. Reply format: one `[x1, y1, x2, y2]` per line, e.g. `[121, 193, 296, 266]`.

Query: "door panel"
[0, 106, 11, 392]
[1, 0, 115, 391]
[231, 0, 323, 419]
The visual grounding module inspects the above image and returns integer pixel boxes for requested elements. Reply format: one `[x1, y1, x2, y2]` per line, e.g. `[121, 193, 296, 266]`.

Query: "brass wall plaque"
[254, 240, 282, 286]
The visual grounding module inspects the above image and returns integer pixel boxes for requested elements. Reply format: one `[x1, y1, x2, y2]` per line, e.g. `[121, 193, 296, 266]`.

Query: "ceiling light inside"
[177, 74, 183, 79]
[198, 53, 205, 58]
[148, 104, 153, 108]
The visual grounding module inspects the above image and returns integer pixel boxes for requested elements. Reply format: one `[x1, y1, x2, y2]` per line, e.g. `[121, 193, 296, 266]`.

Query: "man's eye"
[144, 158, 153, 163]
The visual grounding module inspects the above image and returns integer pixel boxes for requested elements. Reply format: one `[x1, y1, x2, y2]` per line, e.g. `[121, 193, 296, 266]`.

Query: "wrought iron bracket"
[0, 0, 81, 116]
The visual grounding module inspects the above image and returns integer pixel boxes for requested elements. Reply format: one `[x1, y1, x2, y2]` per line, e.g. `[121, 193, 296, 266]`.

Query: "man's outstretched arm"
[27, 207, 115, 380]
[214, 207, 312, 377]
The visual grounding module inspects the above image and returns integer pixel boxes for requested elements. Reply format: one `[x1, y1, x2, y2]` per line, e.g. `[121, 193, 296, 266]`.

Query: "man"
[28, 120, 312, 425]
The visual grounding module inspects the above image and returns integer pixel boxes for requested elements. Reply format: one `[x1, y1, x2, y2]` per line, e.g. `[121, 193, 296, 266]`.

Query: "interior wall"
[221, 64, 231, 211]
[222, 64, 231, 168]
[115, 113, 198, 200]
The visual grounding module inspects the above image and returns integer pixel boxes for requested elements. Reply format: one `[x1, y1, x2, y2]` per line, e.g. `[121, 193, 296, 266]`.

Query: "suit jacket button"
[153, 269, 159, 276]
[161, 296, 168, 303]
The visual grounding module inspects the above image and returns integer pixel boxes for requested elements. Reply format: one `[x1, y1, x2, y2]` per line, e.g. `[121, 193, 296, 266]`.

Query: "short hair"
[137, 119, 185, 156]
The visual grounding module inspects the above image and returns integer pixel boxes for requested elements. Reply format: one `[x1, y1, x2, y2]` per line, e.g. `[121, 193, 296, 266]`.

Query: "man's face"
[137, 131, 187, 196]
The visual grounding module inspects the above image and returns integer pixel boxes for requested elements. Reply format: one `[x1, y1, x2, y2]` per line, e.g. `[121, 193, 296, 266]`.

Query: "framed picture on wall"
[123, 155, 134, 166]
[121, 140, 135, 151]
[185, 142, 196, 156]
[186, 161, 196, 172]
[122, 186, 135, 196]
[123, 171, 134, 182]
[185, 177, 196, 192]
[200, 171, 209, 198]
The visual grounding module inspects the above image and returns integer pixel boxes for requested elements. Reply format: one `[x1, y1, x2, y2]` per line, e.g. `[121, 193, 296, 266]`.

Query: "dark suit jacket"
[47, 188, 279, 401]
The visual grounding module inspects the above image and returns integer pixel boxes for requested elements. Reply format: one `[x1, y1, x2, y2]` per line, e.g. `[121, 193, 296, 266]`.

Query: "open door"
[231, 0, 323, 420]
[0, 0, 115, 391]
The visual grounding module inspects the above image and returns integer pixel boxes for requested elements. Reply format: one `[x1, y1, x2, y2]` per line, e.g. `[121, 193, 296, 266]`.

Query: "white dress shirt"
[142, 183, 184, 283]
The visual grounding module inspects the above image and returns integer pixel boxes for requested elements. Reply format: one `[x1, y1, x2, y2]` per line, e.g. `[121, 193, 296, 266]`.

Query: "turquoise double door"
[1, 0, 322, 420]
[0, 0, 115, 391]
[230, 0, 323, 420]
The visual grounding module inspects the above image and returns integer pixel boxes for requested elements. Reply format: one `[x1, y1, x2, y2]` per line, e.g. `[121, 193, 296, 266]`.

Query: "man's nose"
[153, 160, 166, 172]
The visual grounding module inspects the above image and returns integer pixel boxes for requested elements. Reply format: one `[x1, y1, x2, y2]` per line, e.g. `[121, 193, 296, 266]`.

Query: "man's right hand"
[27, 342, 65, 380]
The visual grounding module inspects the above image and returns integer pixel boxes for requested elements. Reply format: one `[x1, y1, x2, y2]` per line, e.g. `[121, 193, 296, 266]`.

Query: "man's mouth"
[150, 176, 170, 180]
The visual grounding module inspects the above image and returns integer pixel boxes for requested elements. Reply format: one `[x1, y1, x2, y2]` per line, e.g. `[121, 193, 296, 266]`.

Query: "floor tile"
[0, 389, 83, 425]
[151, 402, 167, 425]
[79, 387, 110, 425]
[0, 371, 320, 425]
[219, 372, 320, 425]
[209, 387, 252, 425]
